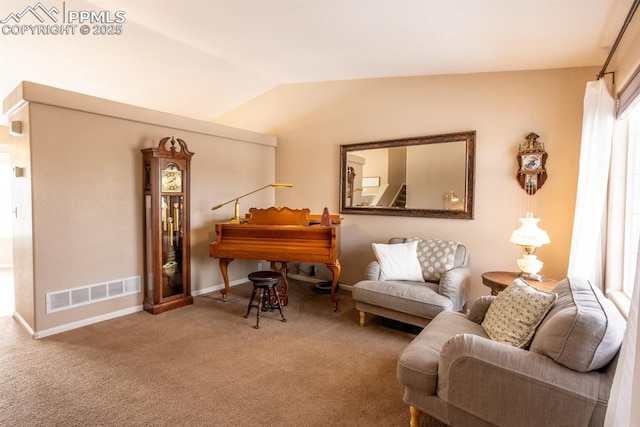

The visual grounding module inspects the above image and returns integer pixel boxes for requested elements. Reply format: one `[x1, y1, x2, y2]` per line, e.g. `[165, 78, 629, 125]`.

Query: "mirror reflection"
[340, 131, 475, 219]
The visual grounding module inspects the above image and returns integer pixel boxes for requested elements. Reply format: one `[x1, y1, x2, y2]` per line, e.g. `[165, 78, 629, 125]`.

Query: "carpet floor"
[0, 280, 444, 427]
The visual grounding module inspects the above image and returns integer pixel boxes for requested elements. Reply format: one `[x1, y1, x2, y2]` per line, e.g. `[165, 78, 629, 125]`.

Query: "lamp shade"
[510, 213, 550, 247]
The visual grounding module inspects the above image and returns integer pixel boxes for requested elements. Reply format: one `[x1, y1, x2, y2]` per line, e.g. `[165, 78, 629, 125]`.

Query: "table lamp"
[510, 212, 550, 281]
[211, 183, 293, 223]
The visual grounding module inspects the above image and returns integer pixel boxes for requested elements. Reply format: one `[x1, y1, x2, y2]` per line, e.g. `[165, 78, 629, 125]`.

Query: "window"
[622, 105, 640, 297]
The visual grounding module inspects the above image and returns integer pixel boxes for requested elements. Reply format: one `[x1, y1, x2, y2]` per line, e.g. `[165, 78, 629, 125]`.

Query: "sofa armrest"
[439, 267, 471, 312]
[364, 261, 382, 281]
[438, 334, 605, 427]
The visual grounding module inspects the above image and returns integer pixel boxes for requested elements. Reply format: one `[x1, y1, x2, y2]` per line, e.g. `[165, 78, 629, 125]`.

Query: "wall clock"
[141, 136, 194, 314]
[516, 132, 548, 195]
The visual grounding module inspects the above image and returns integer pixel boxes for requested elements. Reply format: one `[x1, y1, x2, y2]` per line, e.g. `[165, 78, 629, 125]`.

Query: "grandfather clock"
[141, 136, 194, 314]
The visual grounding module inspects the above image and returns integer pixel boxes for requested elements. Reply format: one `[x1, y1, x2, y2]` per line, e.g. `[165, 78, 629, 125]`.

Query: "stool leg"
[244, 285, 259, 318]
[255, 288, 265, 329]
[272, 286, 287, 322]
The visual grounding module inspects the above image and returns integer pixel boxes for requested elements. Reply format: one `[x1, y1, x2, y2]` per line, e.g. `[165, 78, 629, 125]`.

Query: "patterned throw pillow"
[405, 238, 460, 281]
[482, 278, 557, 348]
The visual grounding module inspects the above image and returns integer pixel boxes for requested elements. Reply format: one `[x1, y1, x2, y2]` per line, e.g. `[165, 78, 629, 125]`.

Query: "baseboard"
[30, 305, 144, 339]
[15, 277, 346, 339]
[13, 310, 35, 337]
[191, 278, 247, 297]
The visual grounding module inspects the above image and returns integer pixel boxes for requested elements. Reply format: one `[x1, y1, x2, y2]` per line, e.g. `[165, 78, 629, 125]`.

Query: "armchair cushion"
[481, 278, 557, 348]
[529, 277, 625, 372]
[371, 241, 424, 282]
[354, 280, 452, 320]
[396, 311, 488, 395]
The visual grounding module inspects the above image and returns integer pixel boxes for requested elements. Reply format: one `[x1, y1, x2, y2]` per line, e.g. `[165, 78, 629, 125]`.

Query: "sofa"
[396, 277, 626, 427]
[352, 237, 470, 327]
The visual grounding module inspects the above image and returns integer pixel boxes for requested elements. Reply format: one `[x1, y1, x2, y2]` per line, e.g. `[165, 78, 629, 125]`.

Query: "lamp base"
[516, 254, 543, 281]
[518, 272, 543, 282]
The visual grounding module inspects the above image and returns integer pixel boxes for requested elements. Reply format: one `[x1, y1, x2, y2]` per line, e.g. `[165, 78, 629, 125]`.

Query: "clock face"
[161, 164, 183, 192]
[521, 153, 542, 171]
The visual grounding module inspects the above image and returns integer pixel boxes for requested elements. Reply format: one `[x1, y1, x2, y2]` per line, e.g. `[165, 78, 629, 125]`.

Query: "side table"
[481, 271, 558, 296]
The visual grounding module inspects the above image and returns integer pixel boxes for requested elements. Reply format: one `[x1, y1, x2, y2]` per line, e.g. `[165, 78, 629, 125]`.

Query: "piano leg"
[269, 261, 289, 306]
[219, 258, 234, 302]
[327, 260, 342, 312]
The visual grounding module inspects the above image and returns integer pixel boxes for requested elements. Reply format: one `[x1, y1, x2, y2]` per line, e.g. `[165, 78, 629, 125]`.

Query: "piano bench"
[245, 271, 287, 329]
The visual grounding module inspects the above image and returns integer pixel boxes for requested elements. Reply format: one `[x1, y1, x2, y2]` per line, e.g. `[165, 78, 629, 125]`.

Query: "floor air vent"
[46, 276, 140, 313]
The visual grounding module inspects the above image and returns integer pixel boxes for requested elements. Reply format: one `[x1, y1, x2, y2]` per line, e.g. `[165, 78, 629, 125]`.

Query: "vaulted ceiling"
[0, 0, 632, 125]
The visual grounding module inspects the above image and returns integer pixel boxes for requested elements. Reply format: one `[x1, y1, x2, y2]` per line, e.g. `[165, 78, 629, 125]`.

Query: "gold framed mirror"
[340, 131, 475, 219]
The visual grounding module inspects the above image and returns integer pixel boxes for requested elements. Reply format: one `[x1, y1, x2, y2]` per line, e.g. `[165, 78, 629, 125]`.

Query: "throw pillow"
[405, 237, 460, 281]
[481, 278, 557, 348]
[371, 241, 425, 282]
[529, 277, 625, 372]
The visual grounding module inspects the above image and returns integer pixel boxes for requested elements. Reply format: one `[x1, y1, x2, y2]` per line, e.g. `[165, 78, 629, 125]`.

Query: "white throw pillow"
[371, 242, 425, 282]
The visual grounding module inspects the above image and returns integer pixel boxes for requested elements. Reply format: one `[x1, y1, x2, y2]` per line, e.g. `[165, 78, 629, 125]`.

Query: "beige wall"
[5, 82, 277, 335]
[218, 67, 597, 303]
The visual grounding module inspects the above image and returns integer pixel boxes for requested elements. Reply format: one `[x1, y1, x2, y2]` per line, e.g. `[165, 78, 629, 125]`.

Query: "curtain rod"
[598, 0, 640, 79]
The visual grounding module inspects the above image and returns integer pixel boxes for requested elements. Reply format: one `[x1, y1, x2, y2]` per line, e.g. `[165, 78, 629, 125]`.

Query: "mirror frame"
[339, 131, 475, 219]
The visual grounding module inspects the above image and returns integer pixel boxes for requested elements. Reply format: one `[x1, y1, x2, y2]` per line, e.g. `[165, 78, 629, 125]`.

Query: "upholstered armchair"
[352, 237, 470, 327]
[396, 277, 625, 427]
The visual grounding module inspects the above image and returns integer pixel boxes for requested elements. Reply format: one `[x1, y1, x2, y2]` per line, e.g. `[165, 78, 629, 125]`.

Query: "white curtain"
[567, 79, 615, 290]
[575, 80, 640, 426]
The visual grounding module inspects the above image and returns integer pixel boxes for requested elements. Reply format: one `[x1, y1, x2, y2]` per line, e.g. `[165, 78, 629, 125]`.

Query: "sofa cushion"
[405, 237, 460, 281]
[529, 277, 625, 372]
[397, 311, 489, 395]
[371, 241, 425, 282]
[482, 278, 557, 348]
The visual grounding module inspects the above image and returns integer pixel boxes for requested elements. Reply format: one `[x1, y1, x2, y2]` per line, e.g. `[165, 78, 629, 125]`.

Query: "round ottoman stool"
[244, 271, 287, 329]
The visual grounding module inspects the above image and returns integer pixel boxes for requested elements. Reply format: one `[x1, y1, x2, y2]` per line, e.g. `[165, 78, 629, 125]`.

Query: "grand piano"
[209, 207, 342, 310]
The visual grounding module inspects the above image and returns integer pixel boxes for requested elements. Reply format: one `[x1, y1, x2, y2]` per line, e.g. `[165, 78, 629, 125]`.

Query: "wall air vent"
[48, 292, 71, 311]
[46, 276, 140, 314]
[71, 287, 90, 305]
